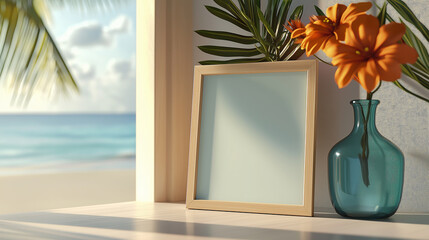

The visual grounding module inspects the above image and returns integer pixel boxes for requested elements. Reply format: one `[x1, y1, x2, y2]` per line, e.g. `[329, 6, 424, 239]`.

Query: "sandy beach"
[0, 170, 135, 215]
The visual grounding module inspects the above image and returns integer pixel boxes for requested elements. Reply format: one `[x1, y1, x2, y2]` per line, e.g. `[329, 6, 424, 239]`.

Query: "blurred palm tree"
[0, 0, 122, 106]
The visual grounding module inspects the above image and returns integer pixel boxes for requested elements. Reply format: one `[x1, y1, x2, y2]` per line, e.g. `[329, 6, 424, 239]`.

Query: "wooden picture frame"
[186, 60, 318, 216]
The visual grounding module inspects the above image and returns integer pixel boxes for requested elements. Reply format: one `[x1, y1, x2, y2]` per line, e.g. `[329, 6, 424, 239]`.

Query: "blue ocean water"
[0, 114, 135, 175]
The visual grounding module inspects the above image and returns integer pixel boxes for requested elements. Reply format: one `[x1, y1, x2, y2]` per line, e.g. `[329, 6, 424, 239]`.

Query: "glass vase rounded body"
[328, 100, 404, 219]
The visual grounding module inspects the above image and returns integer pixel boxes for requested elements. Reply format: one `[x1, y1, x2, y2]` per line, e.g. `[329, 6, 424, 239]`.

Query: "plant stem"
[371, 81, 382, 96]
[314, 54, 333, 66]
[359, 92, 373, 187]
[275, 46, 280, 61]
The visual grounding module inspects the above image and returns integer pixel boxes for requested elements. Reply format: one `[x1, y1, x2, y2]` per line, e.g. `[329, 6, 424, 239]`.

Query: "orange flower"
[285, 20, 306, 43]
[299, 2, 372, 56]
[325, 15, 418, 92]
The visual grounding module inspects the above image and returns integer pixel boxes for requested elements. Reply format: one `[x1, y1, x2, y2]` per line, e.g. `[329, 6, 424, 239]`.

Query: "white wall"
[193, 0, 429, 212]
[371, 0, 429, 212]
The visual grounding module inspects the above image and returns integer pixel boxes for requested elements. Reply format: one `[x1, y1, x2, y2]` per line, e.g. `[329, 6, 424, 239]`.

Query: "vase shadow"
[315, 212, 429, 225]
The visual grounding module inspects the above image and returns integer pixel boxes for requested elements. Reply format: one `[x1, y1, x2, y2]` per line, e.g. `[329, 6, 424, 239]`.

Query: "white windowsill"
[0, 202, 428, 239]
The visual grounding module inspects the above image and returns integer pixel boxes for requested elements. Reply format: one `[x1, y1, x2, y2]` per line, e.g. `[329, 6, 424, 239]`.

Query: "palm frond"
[199, 57, 265, 65]
[196, 0, 304, 65]
[195, 30, 257, 44]
[0, 0, 78, 106]
[379, 1, 429, 103]
[387, 0, 429, 43]
[377, 2, 387, 26]
[198, 45, 261, 57]
[314, 6, 325, 16]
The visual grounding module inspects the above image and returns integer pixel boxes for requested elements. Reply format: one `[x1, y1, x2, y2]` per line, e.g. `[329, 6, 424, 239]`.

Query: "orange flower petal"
[375, 58, 402, 82]
[374, 23, 406, 51]
[325, 42, 363, 64]
[292, 28, 306, 39]
[310, 15, 325, 23]
[295, 20, 305, 28]
[306, 21, 334, 34]
[284, 25, 293, 33]
[304, 35, 326, 56]
[326, 3, 347, 24]
[335, 62, 362, 88]
[366, 58, 379, 76]
[356, 59, 380, 92]
[341, 2, 372, 23]
[301, 22, 335, 56]
[347, 15, 379, 49]
[285, 20, 306, 33]
[377, 44, 418, 64]
[321, 36, 340, 51]
[332, 53, 365, 65]
[334, 23, 348, 41]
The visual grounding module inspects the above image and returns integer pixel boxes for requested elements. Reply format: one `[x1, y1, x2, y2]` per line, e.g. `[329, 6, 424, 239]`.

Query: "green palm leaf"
[0, 0, 77, 106]
[197, 0, 304, 65]
[394, 80, 429, 103]
[205, 6, 249, 31]
[257, 6, 275, 38]
[387, 0, 429, 42]
[289, 5, 303, 21]
[0, 0, 124, 106]
[213, 0, 246, 23]
[381, 1, 429, 103]
[268, 0, 281, 33]
[275, 0, 292, 36]
[400, 21, 429, 72]
[195, 30, 257, 44]
[314, 6, 325, 16]
[198, 45, 261, 57]
[377, 2, 387, 26]
[199, 57, 264, 65]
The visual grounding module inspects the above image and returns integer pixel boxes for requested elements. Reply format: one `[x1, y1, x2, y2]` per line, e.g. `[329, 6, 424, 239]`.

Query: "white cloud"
[0, 56, 136, 113]
[60, 15, 132, 49]
[70, 63, 96, 81]
[106, 16, 131, 35]
[65, 56, 136, 112]
[107, 58, 132, 78]
[59, 47, 75, 60]
[97, 57, 136, 111]
[64, 21, 109, 47]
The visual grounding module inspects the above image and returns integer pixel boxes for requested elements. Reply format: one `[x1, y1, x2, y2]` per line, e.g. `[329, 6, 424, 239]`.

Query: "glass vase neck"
[350, 99, 379, 134]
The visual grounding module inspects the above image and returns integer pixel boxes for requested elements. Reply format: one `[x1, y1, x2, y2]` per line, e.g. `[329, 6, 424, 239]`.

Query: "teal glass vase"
[328, 100, 404, 219]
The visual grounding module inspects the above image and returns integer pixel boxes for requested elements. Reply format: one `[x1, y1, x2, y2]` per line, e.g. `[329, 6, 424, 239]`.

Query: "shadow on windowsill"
[315, 212, 429, 225]
[0, 212, 413, 240]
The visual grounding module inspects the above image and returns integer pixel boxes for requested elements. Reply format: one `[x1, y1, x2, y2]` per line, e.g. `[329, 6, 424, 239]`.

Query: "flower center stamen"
[356, 50, 361, 55]
[364, 47, 369, 52]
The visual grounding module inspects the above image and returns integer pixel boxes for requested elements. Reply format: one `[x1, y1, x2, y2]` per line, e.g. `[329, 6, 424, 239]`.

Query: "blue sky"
[0, 1, 136, 113]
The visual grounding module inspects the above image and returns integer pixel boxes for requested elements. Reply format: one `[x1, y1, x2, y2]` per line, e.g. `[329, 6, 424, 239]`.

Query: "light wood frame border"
[186, 60, 318, 216]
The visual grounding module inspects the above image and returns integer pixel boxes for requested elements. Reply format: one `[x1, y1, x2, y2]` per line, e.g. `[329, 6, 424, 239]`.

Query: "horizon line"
[0, 112, 136, 115]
